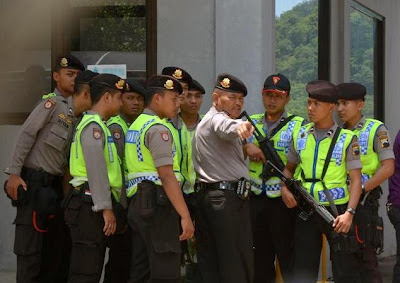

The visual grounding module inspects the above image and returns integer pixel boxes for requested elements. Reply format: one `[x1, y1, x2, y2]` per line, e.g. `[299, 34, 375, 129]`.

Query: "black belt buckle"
[236, 178, 251, 200]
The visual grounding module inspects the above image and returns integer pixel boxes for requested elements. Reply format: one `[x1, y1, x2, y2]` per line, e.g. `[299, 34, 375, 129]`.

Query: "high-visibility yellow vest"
[125, 113, 182, 197]
[70, 113, 122, 201]
[352, 118, 382, 183]
[248, 113, 304, 198]
[294, 124, 355, 205]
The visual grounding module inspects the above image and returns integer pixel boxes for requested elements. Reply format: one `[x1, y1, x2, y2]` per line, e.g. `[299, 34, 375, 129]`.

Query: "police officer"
[243, 74, 305, 282]
[42, 55, 85, 99]
[4, 70, 95, 283]
[193, 73, 254, 283]
[179, 79, 206, 138]
[161, 67, 196, 195]
[65, 74, 127, 282]
[337, 82, 394, 283]
[281, 80, 363, 282]
[104, 79, 146, 283]
[125, 74, 194, 282]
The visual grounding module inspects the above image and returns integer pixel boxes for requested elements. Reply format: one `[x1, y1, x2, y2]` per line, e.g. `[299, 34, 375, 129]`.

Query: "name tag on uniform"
[126, 130, 139, 144]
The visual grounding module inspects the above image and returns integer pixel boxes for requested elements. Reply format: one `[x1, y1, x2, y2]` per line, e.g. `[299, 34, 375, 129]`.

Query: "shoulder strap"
[270, 115, 296, 137]
[320, 127, 342, 217]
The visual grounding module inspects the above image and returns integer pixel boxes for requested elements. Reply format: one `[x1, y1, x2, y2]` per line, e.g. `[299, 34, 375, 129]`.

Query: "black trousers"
[354, 195, 383, 283]
[127, 181, 181, 283]
[387, 203, 400, 283]
[104, 227, 132, 283]
[65, 195, 107, 283]
[14, 168, 70, 283]
[293, 204, 362, 283]
[250, 194, 295, 283]
[194, 189, 253, 283]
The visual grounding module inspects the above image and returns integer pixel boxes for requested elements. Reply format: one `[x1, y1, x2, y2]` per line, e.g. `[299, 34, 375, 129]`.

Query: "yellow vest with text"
[70, 114, 123, 201]
[125, 113, 181, 197]
[249, 113, 304, 198]
[165, 119, 195, 194]
[352, 118, 382, 183]
[293, 124, 355, 205]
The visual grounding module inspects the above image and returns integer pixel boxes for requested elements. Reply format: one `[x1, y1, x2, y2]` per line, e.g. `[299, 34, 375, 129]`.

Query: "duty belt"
[197, 181, 239, 192]
[21, 167, 62, 187]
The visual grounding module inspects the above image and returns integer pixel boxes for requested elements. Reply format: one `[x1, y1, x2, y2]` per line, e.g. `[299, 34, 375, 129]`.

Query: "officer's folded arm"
[157, 165, 194, 241]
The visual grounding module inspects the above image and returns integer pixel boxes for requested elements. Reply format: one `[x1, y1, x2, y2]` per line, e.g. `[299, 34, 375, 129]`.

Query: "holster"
[32, 185, 59, 232]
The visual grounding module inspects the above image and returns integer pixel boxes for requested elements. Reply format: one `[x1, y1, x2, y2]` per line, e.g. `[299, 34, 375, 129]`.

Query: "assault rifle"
[240, 111, 335, 225]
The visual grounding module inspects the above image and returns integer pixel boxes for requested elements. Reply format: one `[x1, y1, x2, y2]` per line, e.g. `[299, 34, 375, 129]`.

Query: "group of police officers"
[4, 54, 395, 283]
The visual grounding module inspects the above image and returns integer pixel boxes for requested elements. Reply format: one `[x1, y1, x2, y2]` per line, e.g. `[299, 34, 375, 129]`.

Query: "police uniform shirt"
[180, 113, 202, 133]
[5, 95, 75, 176]
[260, 111, 289, 138]
[143, 108, 174, 168]
[287, 123, 362, 171]
[193, 106, 248, 182]
[80, 111, 114, 211]
[347, 116, 394, 161]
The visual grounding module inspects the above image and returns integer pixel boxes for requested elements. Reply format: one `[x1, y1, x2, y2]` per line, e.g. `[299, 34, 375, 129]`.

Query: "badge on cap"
[164, 79, 174, 90]
[115, 79, 125, 90]
[173, 69, 183, 80]
[60, 57, 68, 67]
[220, 78, 230, 89]
[93, 128, 102, 140]
[160, 131, 169, 141]
[272, 76, 281, 85]
[126, 83, 130, 91]
[44, 99, 55, 109]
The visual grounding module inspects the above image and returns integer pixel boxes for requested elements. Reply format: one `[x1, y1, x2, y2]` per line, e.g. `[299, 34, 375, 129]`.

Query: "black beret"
[306, 80, 338, 103]
[125, 79, 146, 97]
[214, 73, 247, 96]
[89, 74, 126, 92]
[263, 73, 291, 95]
[161, 66, 193, 85]
[336, 83, 366, 100]
[189, 79, 205, 94]
[55, 55, 85, 71]
[147, 74, 183, 94]
[75, 70, 99, 85]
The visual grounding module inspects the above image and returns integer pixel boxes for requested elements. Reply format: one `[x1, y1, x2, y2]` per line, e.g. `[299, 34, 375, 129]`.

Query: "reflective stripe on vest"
[248, 113, 304, 198]
[294, 124, 354, 205]
[70, 113, 123, 201]
[125, 113, 181, 197]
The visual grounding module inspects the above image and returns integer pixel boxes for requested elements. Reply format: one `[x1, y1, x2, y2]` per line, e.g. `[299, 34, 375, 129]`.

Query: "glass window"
[350, 3, 384, 119]
[0, 0, 52, 123]
[70, 0, 147, 81]
[275, 0, 319, 119]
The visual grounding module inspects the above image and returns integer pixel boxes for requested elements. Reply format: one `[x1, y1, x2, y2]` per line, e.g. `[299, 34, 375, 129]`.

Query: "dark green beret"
[161, 66, 193, 85]
[336, 83, 366, 100]
[215, 73, 247, 96]
[125, 79, 146, 97]
[147, 74, 183, 94]
[55, 55, 85, 71]
[189, 79, 205, 94]
[89, 74, 126, 92]
[306, 80, 338, 103]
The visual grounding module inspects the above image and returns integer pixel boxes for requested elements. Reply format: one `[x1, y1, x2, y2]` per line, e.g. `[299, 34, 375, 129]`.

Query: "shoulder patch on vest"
[160, 131, 169, 141]
[113, 129, 122, 140]
[44, 99, 55, 109]
[93, 128, 102, 140]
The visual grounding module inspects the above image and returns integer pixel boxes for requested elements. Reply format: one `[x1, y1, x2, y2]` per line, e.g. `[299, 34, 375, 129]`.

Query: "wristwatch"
[346, 207, 356, 215]
[361, 184, 366, 194]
